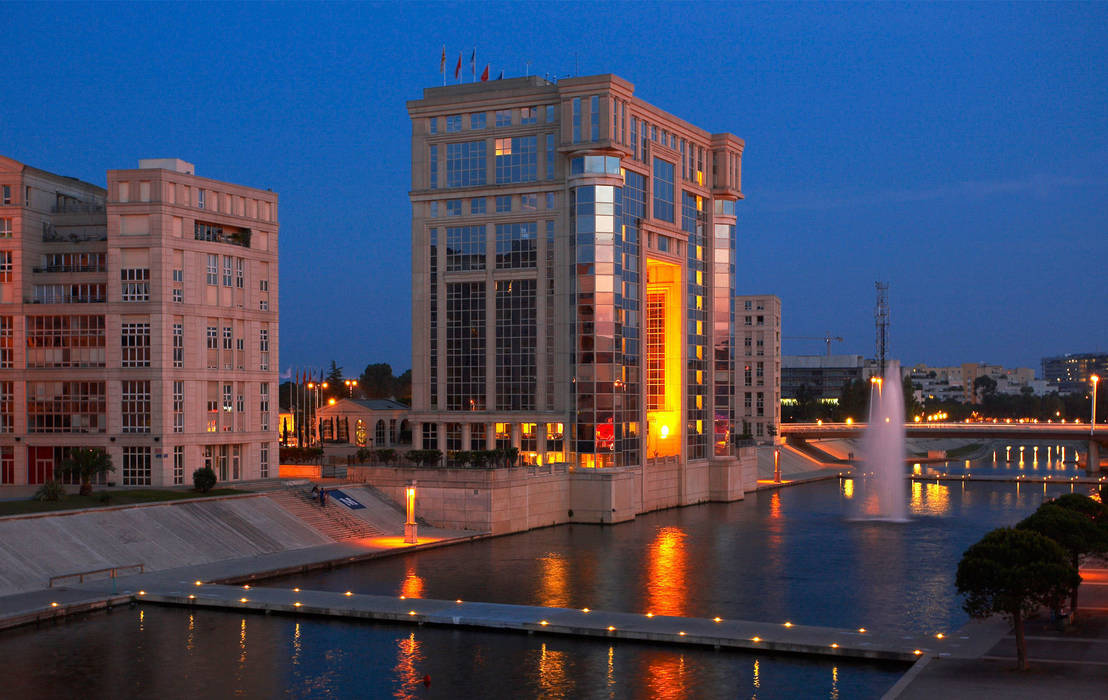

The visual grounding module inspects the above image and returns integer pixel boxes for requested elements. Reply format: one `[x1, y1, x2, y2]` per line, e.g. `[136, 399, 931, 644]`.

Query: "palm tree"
[58, 448, 114, 496]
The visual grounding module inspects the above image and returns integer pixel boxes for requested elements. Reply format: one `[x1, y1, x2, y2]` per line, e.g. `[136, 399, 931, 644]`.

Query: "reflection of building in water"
[645, 526, 688, 616]
[539, 552, 570, 608]
[536, 642, 571, 697]
[407, 74, 747, 473]
[401, 566, 425, 598]
[643, 650, 689, 700]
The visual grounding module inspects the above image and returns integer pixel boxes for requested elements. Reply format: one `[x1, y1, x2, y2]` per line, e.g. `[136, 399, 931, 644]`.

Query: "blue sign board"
[329, 489, 365, 510]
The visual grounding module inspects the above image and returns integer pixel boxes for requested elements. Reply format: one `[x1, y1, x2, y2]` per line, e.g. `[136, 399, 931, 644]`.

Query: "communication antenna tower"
[875, 281, 889, 376]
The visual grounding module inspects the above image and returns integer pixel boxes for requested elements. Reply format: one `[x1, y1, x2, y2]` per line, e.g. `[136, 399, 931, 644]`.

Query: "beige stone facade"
[0, 156, 278, 487]
[735, 295, 781, 442]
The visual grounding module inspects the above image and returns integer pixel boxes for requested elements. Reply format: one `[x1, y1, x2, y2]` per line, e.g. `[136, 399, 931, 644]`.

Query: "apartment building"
[735, 295, 781, 442]
[407, 74, 745, 469]
[0, 155, 278, 487]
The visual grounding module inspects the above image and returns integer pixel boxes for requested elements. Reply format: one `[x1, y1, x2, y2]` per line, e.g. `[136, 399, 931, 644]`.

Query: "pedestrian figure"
[320, 489, 326, 507]
[311, 485, 319, 499]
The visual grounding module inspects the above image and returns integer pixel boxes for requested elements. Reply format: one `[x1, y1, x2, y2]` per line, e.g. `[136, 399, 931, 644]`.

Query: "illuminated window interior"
[645, 259, 681, 458]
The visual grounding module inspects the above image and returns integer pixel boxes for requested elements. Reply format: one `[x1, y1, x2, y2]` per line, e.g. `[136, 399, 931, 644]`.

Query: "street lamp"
[344, 379, 358, 397]
[404, 480, 418, 544]
[1092, 374, 1100, 434]
[306, 381, 328, 445]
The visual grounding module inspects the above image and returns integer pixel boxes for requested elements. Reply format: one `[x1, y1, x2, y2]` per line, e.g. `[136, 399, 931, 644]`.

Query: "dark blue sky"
[4, 2, 1105, 376]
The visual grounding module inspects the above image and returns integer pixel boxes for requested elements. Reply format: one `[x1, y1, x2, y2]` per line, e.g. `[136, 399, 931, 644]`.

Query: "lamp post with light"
[344, 379, 358, 397]
[306, 381, 328, 445]
[404, 481, 418, 544]
[1092, 374, 1099, 435]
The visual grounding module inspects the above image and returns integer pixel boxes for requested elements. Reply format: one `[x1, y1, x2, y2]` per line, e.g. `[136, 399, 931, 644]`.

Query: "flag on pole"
[470, 48, 476, 81]
[480, 64, 489, 82]
[439, 45, 445, 74]
[497, 70, 503, 80]
[454, 52, 462, 80]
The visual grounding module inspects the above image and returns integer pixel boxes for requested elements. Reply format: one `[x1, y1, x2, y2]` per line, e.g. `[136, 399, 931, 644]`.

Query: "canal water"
[0, 468, 1084, 699]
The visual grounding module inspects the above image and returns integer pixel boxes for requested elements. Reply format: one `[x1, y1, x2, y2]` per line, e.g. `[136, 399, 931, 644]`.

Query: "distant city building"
[1042, 353, 1108, 395]
[407, 74, 747, 469]
[316, 398, 411, 447]
[908, 362, 1045, 402]
[781, 354, 880, 401]
[0, 155, 278, 487]
[736, 295, 780, 441]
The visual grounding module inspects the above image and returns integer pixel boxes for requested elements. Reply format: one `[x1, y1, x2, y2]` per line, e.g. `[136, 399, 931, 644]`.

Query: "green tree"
[956, 527, 1078, 670]
[837, 378, 869, 422]
[58, 448, 114, 497]
[359, 363, 396, 399]
[193, 466, 217, 493]
[324, 360, 345, 401]
[1019, 497, 1108, 620]
[903, 374, 922, 420]
[973, 375, 998, 403]
[395, 369, 412, 405]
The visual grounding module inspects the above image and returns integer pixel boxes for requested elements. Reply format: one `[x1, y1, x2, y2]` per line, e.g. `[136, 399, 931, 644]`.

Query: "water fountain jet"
[855, 362, 908, 521]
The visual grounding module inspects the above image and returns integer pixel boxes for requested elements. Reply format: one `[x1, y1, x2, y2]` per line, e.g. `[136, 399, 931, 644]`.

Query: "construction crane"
[783, 334, 844, 357]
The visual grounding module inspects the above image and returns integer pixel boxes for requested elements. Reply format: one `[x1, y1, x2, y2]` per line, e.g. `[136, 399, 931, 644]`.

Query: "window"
[520, 194, 537, 211]
[259, 299, 268, 311]
[520, 107, 537, 124]
[495, 136, 537, 183]
[260, 444, 269, 479]
[495, 109, 511, 127]
[260, 327, 269, 370]
[235, 258, 244, 288]
[122, 446, 151, 486]
[32, 283, 106, 304]
[653, 158, 675, 223]
[172, 267, 183, 281]
[470, 112, 486, 129]
[197, 189, 205, 209]
[173, 381, 184, 433]
[260, 278, 269, 292]
[545, 134, 555, 179]
[446, 226, 485, 272]
[495, 195, 511, 213]
[120, 269, 150, 301]
[26, 381, 105, 432]
[495, 222, 537, 269]
[0, 251, 11, 282]
[495, 279, 537, 410]
[173, 323, 184, 367]
[25, 315, 104, 367]
[0, 382, 12, 433]
[222, 256, 233, 286]
[445, 199, 463, 216]
[260, 382, 270, 432]
[428, 117, 437, 134]
[172, 289, 183, 303]
[572, 97, 581, 143]
[590, 95, 600, 141]
[173, 446, 184, 485]
[121, 380, 151, 433]
[0, 218, 11, 238]
[120, 323, 151, 367]
[206, 325, 218, 349]
[206, 254, 218, 285]
[0, 317, 11, 368]
[446, 282, 486, 410]
[445, 141, 487, 187]
[545, 192, 555, 209]
[445, 114, 462, 132]
[545, 105, 556, 123]
[429, 145, 438, 190]
[429, 201, 439, 218]
[470, 198, 486, 215]
[223, 326, 232, 350]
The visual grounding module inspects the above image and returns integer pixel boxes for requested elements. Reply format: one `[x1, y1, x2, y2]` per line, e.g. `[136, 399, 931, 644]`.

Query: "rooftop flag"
[470, 48, 476, 81]
[481, 64, 489, 82]
[454, 51, 462, 80]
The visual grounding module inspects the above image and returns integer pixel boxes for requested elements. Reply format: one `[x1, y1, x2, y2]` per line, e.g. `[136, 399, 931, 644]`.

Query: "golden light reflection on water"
[400, 567, 424, 599]
[769, 491, 783, 518]
[752, 658, 760, 696]
[831, 665, 839, 700]
[841, 478, 854, 499]
[607, 646, 615, 690]
[239, 618, 247, 665]
[909, 481, 951, 516]
[646, 526, 688, 617]
[186, 613, 195, 653]
[393, 631, 425, 700]
[536, 642, 571, 698]
[291, 623, 302, 666]
[539, 552, 569, 608]
[644, 651, 688, 700]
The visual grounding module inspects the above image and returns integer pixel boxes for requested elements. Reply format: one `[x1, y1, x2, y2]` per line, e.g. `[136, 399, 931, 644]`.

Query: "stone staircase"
[266, 489, 383, 542]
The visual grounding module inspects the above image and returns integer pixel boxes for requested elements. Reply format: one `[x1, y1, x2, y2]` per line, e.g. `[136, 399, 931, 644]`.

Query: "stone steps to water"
[136, 583, 951, 663]
[265, 491, 383, 542]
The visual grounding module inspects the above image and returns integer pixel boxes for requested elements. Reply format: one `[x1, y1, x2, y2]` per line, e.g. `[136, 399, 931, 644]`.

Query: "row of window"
[429, 105, 555, 134]
[116, 180, 274, 222]
[1, 380, 274, 434]
[430, 191, 555, 218]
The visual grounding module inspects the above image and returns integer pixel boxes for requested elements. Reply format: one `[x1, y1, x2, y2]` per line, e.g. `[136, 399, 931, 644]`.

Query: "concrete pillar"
[437, 422, 447, 455]
[413, 421, 423, 449]
[385, 419, 392, 447]
[486, 422, 496, 450]
[511, 423, 521, 450]
[1089, 440, 1101, 473]
[539, 424, 548, 463]
[461, 423, 471, 452]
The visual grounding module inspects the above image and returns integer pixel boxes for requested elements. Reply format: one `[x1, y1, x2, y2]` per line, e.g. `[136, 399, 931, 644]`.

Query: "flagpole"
[441, 44, 445, 86]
